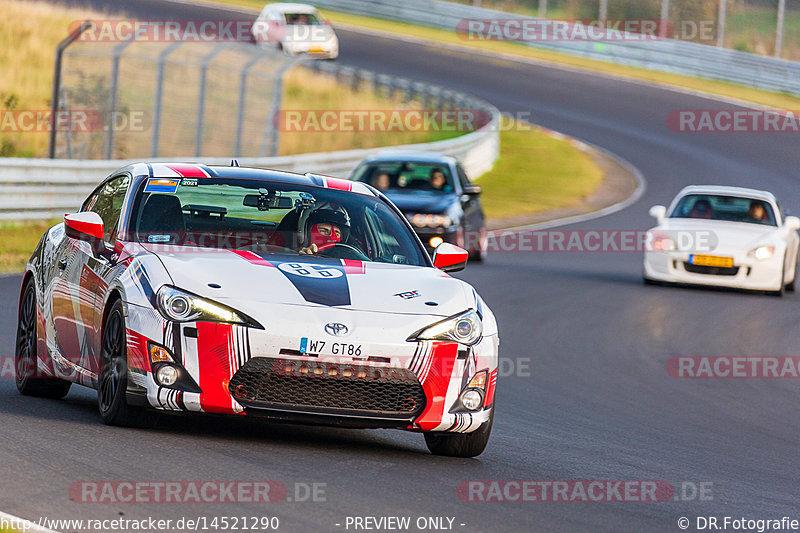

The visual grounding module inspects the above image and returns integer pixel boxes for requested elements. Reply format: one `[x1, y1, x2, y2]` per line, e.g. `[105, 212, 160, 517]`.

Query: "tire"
[771, 254, 786, 297]
[468, 229, 487, 263]
[785, 250, 798, 292]
[424, 409, 493, 458]
[97, 300, 154, 427]
[15, 279, 71, 399]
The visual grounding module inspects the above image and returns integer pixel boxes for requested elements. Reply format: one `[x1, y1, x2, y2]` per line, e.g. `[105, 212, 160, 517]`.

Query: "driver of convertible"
[298, 208, 350, 255]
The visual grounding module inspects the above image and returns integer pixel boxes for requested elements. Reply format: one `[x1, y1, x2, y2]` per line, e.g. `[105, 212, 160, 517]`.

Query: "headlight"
[409, 310, 483, 345]
[411, 213, 452, 228]
[749, 246, 775, 260]
[156, 286, 260, 327]
[651, 236, 675, 251]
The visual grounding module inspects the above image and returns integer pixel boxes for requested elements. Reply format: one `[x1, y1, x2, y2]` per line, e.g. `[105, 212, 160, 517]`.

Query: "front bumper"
[125, 308, 497, 433]
[643, 251, 784, 291]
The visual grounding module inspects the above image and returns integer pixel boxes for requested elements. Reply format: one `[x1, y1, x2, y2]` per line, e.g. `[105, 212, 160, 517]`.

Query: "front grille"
[684, 262, 740, 276]
[229, 357, 426, 420]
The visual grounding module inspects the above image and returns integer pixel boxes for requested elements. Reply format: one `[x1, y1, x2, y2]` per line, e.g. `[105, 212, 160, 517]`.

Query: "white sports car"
[16, 163, 498, 457]
[252, 3, 339, 59]
[643, 185, 800, 295]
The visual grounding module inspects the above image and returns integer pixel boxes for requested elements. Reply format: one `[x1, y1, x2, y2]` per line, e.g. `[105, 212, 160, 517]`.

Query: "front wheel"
[98, 300, 153, 427]
[424, 410, 493, 458]
[15, 280, 71, 398]
[785, 250, 798, 292]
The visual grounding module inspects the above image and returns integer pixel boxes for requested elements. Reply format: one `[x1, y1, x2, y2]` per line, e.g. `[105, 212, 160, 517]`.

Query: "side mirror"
[432, 242, 468, 272]
[65, 212, 105, 255]
[463, 184, 482, 196]
[649, 205, 667, 222]
[785, 215, 800, 231]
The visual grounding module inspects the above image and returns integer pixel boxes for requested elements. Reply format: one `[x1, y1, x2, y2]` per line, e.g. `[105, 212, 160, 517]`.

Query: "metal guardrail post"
[151, 42, 183, 158]
[49, 20, 93, 159]
[195, 45, 228, 157]
[104, 40, 133, 160]
[261, 56, 304, 157]
[234, 53, 266, 157]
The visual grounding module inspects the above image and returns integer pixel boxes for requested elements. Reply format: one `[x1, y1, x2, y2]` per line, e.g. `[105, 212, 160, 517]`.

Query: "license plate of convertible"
[690, 254, 734, 268]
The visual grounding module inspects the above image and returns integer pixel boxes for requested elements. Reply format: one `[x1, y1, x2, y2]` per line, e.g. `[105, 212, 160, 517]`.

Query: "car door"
[455, 163, 484, 248]
[51, 174, 130, 381]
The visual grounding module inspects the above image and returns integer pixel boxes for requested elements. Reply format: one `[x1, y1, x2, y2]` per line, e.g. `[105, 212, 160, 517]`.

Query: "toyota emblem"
[324, 322, 349, 336]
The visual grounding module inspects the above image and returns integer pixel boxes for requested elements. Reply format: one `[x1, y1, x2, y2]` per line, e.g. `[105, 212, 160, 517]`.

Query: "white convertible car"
[252, 3, 339, 59]
[643, 185, 800, 295]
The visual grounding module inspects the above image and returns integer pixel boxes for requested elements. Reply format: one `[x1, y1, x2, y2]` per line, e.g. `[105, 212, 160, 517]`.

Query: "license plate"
[309, 48, 325, 53]
[690, 254, 734, 268]
[300, 337, 362, 357]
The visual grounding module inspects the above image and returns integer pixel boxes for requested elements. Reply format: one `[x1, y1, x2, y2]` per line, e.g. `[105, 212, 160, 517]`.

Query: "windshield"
[284, 12, 321, 25]
[670, 194, 777, 226]
[128, 177, 428, 266]
[352, 161, 455, 194]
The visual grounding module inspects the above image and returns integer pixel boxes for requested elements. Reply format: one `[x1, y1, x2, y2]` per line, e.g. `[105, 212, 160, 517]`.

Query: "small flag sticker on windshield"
[144, 178, 180, 193]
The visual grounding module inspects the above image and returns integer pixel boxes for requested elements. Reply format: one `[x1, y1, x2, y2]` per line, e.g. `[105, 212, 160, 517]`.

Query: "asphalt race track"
[2, 1, 800, 531]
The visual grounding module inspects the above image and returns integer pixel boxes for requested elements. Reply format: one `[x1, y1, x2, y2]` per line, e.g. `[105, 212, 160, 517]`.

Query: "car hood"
[654, 218, 780, 252]
[382, 190, 457, 214]
[284, 25, 335, 42]
[142, 245, 470, 317]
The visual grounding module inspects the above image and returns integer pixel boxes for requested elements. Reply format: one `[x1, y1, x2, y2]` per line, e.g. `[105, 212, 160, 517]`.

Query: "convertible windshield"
[670, 194, 777, 226]
[352, 162, 455, 194]
[127, 178, 428, 266]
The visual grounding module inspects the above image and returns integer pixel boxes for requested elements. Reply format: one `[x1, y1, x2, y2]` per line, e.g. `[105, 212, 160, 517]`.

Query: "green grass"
[207, 0, 800, 111]
[479, 121, 602, 220]
[0, 219, 55, 273]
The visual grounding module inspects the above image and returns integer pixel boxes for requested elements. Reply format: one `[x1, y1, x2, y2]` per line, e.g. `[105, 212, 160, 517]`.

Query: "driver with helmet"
[298, 208, 350, 255]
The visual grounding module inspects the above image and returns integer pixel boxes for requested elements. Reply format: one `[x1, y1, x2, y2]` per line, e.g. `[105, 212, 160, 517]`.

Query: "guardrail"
[0, 93, 499, 219]
[313, 0, 800, 96]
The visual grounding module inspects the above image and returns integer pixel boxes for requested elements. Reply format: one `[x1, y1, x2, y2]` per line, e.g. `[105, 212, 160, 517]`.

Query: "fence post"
[234, 53, 266, 157]
[538, 0, 547, 19]
[195, 44, 228, 157]
[775, 0, 786, 58]
[659, 0, 670, 39]
[49, 20, 93, 159]
[261, 56, 303, 157]
[716, 0, 727, 48]
[151, 42, 183, 158]
[104, 40, 133, 160]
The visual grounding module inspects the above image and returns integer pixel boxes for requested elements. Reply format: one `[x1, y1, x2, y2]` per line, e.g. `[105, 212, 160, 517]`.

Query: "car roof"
[265, 3, 319, 14]
[119, 162, 376, 196]
[676, 185, 777, 203]
[360, 150, 457, 165]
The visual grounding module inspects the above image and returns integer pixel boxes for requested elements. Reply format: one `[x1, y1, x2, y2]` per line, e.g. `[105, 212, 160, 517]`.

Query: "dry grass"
[0, 219, 56, 273]
[0, 0, 456, 158]
[0, 0, 110, 157]
[279, 68, 459, 155]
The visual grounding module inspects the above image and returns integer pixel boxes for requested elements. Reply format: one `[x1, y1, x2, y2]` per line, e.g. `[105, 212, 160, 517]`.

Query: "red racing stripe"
[229, 249, 275, 267]
[415, 341, 459, 431]
[341, 259, 365, 274]
[126, 329, 151, 373]
[484, 368, 497, 407]
[323, 176, 352, 191]
[164, 164, 209, 178]
[196, 322, 238, 414]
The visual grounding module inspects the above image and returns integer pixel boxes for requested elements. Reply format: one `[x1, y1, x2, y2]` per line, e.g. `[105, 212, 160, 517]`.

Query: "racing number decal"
[278, 263, 344, 279]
